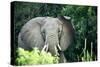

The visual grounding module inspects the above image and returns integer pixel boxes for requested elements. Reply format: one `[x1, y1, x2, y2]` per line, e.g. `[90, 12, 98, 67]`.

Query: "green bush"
[16, 48, 59, 65]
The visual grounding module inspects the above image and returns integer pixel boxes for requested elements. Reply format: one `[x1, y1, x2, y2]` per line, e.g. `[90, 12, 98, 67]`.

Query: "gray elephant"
[18, 16, 74, 63]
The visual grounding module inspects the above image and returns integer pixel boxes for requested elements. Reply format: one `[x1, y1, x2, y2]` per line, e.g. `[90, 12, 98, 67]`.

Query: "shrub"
[16, 48, 59, 65]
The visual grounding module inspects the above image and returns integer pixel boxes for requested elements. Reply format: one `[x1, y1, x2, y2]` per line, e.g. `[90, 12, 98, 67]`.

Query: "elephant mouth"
[42, 43, 62, 55]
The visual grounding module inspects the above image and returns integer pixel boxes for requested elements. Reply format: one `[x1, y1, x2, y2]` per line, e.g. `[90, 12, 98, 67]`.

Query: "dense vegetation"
[16, 48, 59, 65]
[12, 1, 97, 65]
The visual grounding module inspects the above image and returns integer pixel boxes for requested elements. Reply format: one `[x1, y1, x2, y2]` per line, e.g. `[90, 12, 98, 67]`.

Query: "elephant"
[18, 16, 74, 63]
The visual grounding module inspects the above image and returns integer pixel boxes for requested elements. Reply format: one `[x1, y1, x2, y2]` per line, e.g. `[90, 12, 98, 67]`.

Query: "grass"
[77, 38, 96, 62]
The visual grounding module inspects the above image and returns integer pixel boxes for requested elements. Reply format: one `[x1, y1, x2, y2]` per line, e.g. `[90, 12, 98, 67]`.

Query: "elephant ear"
[19, 17, 46, 50]
[58, 16, 74, 51]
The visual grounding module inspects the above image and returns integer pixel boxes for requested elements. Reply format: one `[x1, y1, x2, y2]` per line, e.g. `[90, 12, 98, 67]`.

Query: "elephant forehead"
[44, 19, 59, 27]
[45, 23, 58, 31]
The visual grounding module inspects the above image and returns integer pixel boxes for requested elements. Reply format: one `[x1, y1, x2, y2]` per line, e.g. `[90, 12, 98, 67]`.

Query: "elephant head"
[41, 17, 63, 55]
[18, 16, 74, 63]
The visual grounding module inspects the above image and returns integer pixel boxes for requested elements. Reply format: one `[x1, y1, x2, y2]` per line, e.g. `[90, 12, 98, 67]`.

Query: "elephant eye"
[42, 31, 45, 36]
[58, 29, 60, 33]
[58, 28, 61, 33]
[42, 30, 45, 41]
[58, 29, 62, 39]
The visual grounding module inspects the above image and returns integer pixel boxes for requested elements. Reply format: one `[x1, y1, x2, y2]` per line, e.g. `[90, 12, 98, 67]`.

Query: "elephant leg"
[59, 51, 66, 63]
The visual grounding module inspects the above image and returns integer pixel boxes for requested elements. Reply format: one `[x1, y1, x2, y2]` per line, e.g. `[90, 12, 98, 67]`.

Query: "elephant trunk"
[46, 33, 59, 56]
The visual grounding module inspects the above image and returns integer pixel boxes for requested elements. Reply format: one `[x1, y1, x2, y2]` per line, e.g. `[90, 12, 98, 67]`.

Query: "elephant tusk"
[55, 46, 57, 54]
[42, 44, 47, 51]
[57, 44, 62, 51]
[45, 43, 48, 52]
[42, 43, 48, 52]
[55, 46, 59, 56]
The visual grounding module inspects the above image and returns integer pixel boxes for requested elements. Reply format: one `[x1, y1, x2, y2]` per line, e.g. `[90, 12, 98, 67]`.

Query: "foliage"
[61, 5, 97, 62]
[16, 48, 59, 65]
[12, 1, 97, 65]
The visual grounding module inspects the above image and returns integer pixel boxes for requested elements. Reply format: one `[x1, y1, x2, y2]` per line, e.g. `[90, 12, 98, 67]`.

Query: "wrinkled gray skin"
[18, 16, 74, 63]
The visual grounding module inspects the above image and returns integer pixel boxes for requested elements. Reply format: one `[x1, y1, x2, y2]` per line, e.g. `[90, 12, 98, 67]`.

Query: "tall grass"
[77, 38, 96, 62]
